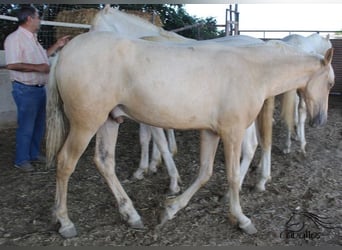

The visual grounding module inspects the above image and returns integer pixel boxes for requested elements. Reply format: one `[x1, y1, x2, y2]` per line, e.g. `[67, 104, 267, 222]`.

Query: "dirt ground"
[0, 96, 341, 246]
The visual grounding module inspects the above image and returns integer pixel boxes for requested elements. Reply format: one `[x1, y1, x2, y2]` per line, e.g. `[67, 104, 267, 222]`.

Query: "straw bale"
[54, 8, 98, 40]
[123, 9, 163, 28]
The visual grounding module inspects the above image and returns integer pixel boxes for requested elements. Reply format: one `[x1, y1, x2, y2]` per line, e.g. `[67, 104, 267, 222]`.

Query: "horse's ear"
[323, 48, 334, 65]
[325, 34, 330, 40]
[104, 4, 111, 13]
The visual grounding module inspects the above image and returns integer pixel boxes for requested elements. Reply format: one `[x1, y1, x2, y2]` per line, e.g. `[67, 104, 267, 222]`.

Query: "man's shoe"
[14, 162, 35, 172]
[31, 155, 46, 164]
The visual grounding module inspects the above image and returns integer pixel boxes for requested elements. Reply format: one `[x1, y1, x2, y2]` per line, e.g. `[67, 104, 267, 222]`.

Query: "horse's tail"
[46, 53, 67, 168]
[280, 90, 296, 134]
[256, 97, 275, 149]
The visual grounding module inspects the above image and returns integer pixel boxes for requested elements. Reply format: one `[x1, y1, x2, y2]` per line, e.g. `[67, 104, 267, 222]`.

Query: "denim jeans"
[12, 81, 46, 165]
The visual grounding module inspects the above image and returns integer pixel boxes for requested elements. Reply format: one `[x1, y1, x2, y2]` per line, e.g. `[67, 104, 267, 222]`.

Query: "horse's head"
[300, 48, 334, 127]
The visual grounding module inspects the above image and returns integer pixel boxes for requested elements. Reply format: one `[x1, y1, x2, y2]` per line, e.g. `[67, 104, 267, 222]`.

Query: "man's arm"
[6, 63, 50, 73]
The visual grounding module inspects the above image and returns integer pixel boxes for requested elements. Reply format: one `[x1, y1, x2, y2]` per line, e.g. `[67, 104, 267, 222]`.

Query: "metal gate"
[331, 39, 342, 94]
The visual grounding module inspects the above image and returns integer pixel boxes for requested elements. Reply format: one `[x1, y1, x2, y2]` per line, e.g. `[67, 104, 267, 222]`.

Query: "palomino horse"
[280, 33, 332, 154]
[90, 5, 270, 191]
[46, 32, 334, 238]
[237, 34, 333, 192]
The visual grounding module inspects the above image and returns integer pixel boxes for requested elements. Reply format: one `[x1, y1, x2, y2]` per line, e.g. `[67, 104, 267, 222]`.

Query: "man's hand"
[56, 35, 70, 48]
[47, 35, 71, 57]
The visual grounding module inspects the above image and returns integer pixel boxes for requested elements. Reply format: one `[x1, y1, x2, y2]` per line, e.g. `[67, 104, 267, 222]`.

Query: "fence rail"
[0, 14, 91, 29]
[239, 29, 341, 39]
[215, 26, 342, 38]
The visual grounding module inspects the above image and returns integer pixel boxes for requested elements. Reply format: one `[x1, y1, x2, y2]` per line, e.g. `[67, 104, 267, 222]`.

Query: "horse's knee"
[56, 155, 75, 178]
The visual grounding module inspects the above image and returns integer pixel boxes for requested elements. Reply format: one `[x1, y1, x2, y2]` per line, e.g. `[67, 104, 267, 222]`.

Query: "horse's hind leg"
[150, 126, 180, 194]
[240, 122, 258, 188]
[149, 141, 162, 173]
[166, 129, 177, 155]
[94, 119, 143, 229]
[54, 126, 96, 238]
[133, 124, 152, 180]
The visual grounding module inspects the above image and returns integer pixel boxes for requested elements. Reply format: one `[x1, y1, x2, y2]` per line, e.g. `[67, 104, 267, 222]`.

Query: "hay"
[54, 8, 163, 40]
[123, 9, 163, 28]
[54, 8, 98, 40]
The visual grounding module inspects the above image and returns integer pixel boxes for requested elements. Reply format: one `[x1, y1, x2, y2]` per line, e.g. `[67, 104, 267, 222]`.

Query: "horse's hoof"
[129, 219, 145, 229]
[255, 184, 266, 192]
[239, 221, 257, 235]
[158, 209, 171, 228]
[168, 186, 181, 196]
[59, 224, 77, 238]
[283, 148, 291, 154]
[148, 165, 158, 173]
[300, 150, 307, 158]
[132, 171, 145, 181]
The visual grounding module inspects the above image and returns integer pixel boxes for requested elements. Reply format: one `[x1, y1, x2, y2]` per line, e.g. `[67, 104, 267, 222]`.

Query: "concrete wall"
[0, 50, 16, 128]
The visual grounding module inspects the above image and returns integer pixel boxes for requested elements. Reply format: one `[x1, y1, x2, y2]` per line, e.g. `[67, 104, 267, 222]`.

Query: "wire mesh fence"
[0, 4, 105, 49]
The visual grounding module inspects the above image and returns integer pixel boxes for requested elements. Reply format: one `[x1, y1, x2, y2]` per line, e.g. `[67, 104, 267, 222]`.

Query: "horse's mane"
[111, 8, 161, 31]
[281, 33, 332, 55]
[91, 6, 192, 42]
[265, 40, 313, 58]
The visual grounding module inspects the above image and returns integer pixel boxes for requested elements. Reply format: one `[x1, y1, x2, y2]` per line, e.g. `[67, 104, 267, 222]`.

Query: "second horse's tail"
[46, 53, 68, 168]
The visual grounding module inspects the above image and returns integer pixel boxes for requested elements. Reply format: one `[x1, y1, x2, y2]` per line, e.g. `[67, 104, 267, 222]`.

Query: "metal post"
[229, 4, 233, 36]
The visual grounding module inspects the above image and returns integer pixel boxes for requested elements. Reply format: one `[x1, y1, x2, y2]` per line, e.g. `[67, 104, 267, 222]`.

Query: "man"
[4, 6, 69, 172]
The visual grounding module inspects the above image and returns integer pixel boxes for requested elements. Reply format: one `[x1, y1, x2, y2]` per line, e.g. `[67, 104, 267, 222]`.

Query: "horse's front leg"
[222, 123, 258, 203]
[94, 119, 143, 229]
[150, 126, 180, 194]
[158, 129, 219, 226]
[222, 129, 257, 235]
[133, 124, 152, 180]
[54, 126, 96, 238]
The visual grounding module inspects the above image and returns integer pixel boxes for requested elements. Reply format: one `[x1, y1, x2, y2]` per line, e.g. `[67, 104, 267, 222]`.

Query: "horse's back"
[210, 35, 264, 46]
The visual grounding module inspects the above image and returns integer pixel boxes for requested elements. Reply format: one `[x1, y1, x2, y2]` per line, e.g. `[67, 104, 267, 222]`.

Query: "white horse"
[90, 5, 270, 192]
[280, 33, 332, 154]
[46, 32, 334, 238]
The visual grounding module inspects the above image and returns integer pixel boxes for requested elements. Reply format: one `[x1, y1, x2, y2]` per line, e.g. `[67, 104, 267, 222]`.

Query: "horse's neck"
[260, 54, 320, 98]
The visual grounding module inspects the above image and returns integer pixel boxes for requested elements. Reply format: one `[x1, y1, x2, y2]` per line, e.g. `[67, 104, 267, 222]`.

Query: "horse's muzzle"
[309, 112, 327, 128]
